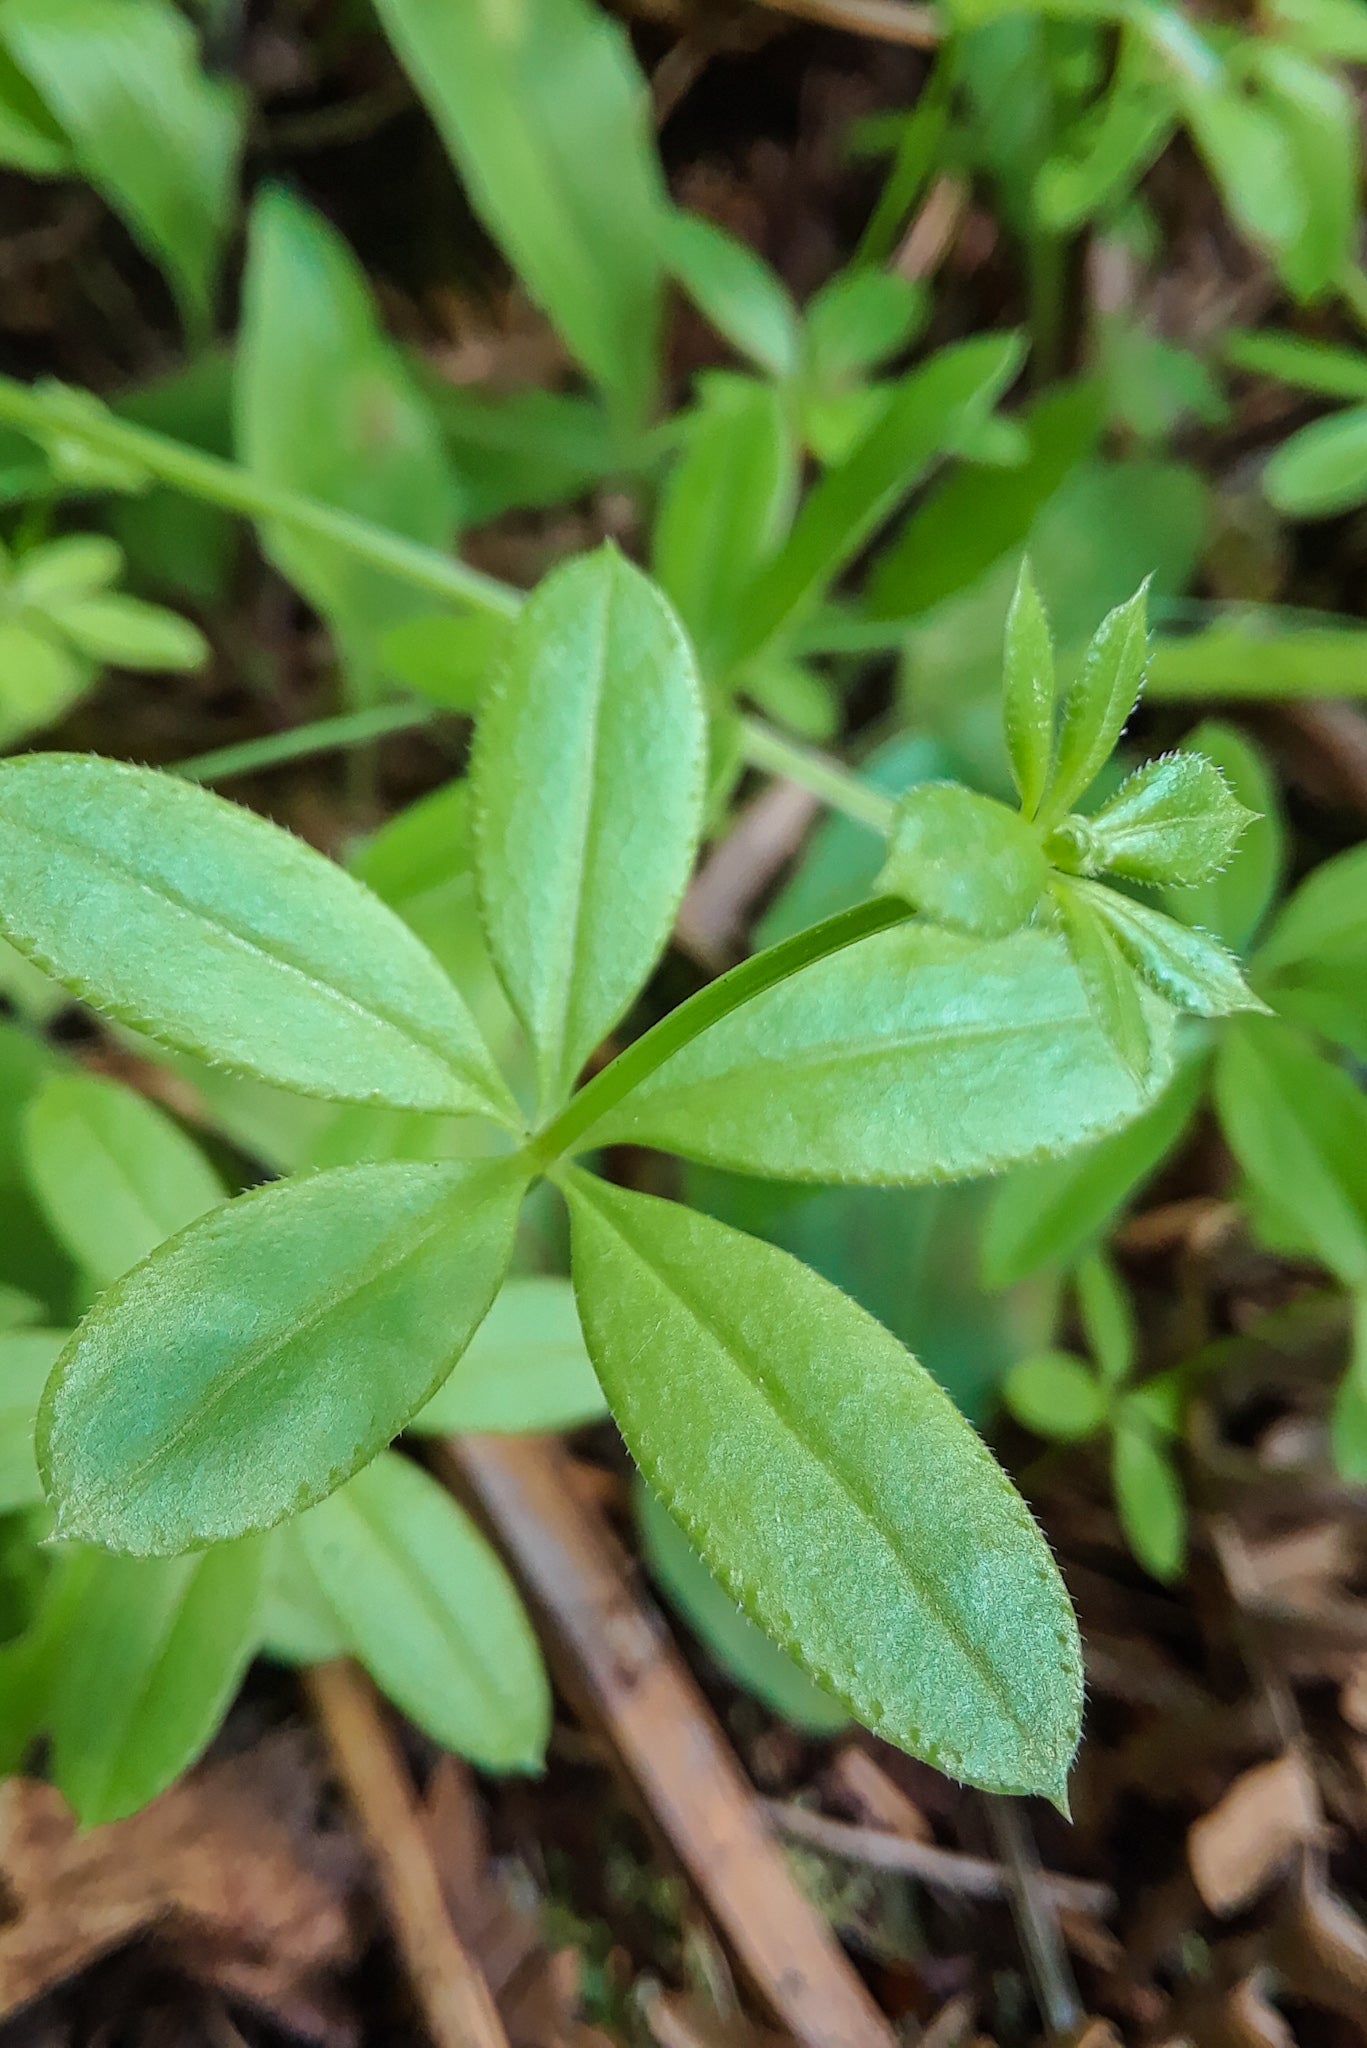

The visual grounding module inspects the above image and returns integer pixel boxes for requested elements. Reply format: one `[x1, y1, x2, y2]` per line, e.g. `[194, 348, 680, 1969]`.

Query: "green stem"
[0, 375, 894, 834]
[525, 894, 913, 1171]
[175, 700, 440, 783]
[737, 715, 896, 835]
[0, 375, 520, 622]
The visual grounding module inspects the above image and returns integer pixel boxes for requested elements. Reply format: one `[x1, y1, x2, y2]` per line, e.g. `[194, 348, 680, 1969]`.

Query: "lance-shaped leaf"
[373, 0, 664, 428]
[1002, 561, 1055, 818]
[1052, 877, 1158, 1087]
[298, 1451, 550, 1772]
[583, 923, 1173, 1184]
[1074, 751, 1255, 886]
[24, 1072, 224, 1286]
[50, 1538, 265, 1827]
[473, 548, 706, 1112]
[1074, 880, 1265, 1018]
[39, 1158, 526, 1555]
[1216, 1016, 1367, 1289]
[1, 0, 244, 336]
[1039, 581, 1149, 826]
[662, 212, 801, 380]
[567, 1174, 1082, 1801]
[0, 755, 514, 1120]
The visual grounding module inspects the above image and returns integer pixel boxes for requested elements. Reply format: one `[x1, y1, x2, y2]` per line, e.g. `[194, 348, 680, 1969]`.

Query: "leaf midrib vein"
[582, 1185, 1031, 1739]
[1, 807, 476, 1088]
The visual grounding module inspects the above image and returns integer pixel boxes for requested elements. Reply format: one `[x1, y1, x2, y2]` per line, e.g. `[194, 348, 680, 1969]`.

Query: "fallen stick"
[763, 1800, 1115, 1918]
[440, 1435, 896, 2048]
[304, 1660, 511, 2048]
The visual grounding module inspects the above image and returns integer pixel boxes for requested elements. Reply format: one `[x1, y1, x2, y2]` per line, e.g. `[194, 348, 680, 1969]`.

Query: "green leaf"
[0, 1329, 65, 1511]
[0, 620, 90, 750]
[0, 47, 72, 175]
[472, 547, 706, 1111]
[23, 1073, 223, 1287]
[1074, 751, 1255, 887]
[1181, 80, 1304, 274]
[1216, 1017, 1367, 1288]
[50, 1537, 265, 1826]
[297, 1450, 550, 1771]
[1159, 721, 1283, 953]
[732, 333, 1024, 665]
[259, 1521, 347, 1667]
[653, 374, 797, 675]
[585, 922, 1175, 1184]
[39, 1157, 525, 1554]
[1002, 560, 1056, 818]
[13, 533, 122, 602]
[1040, 581, 1149, 824]
[1332, 1304, 1367, 1481]
[1111, 1420, 1185, 1582]
[1267, 0, 1367, 59]
[46, 592, 207, 671]
[1256, 841, 1367, 1057]
[662, 211, 800, 380]
[1003, 1351, 1106, 1441]
[877, 783, 1048, 938]
[1075, 1251, 1134, 1385]
[803, 269, 925, 386]
[867, 379, 1104, 621]
[237, 187, 460, 671]
[1265, 405, 1367, 518]
[1251, 46, 1357, 302]
[1077, 880, 1265, 1018]
[1225, 328, 1367, 405]
[411, 1275, 607, 1435]
[0, 0, 244, 334]
[982, 1050, 1207, 1286]
[0, 754, 514, 1119]
[1146, 621, 1367, 702]
[567, 1174, 1081, 1800]
[374, 0, 664, 427]
[1051, 877, 1158, 1087]
[380, 611, 509, 712]
[636, 1479, 849, 1735]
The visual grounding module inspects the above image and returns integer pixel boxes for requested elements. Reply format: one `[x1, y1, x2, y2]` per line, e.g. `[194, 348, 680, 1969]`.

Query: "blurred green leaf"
[1217, 1016, 1367, 1286]
[236, 187, 460, 675]
[733, 334, 1024, 666]
[982, 1050, 1207, 1286]
[23, 1072, 223, 1287]
[375, 0, 665, 427]
[663, 211, 801, 380]
[1004, 1350, 1106, 1440]
[1111, 1419, 1185, 1581]
[803, 269, 926, 386]
[51, 1536, 264, 1825]
[297, 1450, 550, 1770]
[412, 1274, 606, 1434]
[1075, 1251, 1135, 1385]
[0, 1329, 65, 1511]
[1266, 404, 1367, 518]
[1, 0, 244, 333]
[653, 374, 797, 677]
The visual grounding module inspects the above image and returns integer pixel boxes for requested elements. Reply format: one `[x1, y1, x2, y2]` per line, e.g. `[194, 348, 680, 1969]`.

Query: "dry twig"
[305, 1660, 511, 2048]
[440, 1435, 896, 2048]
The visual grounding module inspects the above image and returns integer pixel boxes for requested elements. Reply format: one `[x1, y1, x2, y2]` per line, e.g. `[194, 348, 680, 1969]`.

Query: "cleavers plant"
[0, 546, 1258, 1810]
